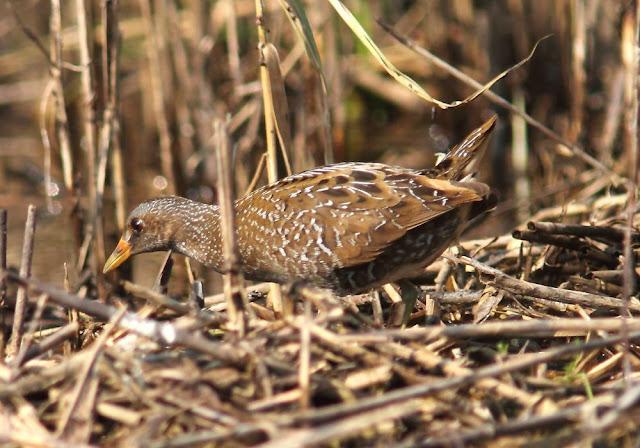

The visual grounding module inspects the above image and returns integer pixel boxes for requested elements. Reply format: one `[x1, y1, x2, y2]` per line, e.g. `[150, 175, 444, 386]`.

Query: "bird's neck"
[172, 201, 224, 271]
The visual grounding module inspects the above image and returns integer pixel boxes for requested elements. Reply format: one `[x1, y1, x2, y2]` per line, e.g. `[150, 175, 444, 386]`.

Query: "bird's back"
[234, 116, 497, 293]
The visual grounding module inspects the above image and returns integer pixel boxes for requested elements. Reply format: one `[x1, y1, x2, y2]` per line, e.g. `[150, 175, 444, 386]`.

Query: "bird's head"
[103, 197, 191, 273]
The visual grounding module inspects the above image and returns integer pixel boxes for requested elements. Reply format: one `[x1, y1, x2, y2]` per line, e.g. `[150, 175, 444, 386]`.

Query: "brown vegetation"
[1, 1, 639, 446]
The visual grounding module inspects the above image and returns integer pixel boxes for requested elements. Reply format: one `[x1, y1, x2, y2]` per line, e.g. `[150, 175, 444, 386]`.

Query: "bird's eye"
[130, 217, 144, 233]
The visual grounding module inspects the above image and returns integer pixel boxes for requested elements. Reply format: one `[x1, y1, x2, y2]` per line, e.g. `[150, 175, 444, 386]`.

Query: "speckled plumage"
[105, 116, 497, 294]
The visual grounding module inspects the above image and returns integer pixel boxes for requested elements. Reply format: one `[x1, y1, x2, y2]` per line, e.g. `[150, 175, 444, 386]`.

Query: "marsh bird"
[104, 116, 497, 295]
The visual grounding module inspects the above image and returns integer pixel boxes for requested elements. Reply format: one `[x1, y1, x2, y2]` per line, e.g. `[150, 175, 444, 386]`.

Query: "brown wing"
[240, 163, 487, 271]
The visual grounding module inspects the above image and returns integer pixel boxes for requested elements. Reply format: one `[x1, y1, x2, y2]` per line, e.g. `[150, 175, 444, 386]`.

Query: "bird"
[103, 115, 497, 296]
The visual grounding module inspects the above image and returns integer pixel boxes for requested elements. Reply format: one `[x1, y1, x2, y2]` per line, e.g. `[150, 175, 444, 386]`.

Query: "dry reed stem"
[75, 0, 99, 279]
[123, 280, 225, 327]
[597, 68, 624, 163]
[620, 1, 640, 382]
[451, 255, 640, 312]
[0, 208, 8, 306]
[110, 137, 127, 231]
[11, 292, 48, 370]
[190, 279, 204, 310]
[138, 0, 175, 194]
[527, 221, 639, 242]
[165, 0, 197, 165]
[298, 301, 311, 408]
[49, 0, 74, 193]
[244, 152, 268, 195]
[0, 209, 6, 360]
[96, 0, 124, 288]
[214, 118, 248, 335]
[226, 0, 244, 94]
[39, 80, 55, 213]
[262, 43, 293, 176]
[345, 317, 640, 342]
[104, 0, 126, 233]
[511, 90, 530, 223]
[278, 0, 334, 165]
[255, 0, 289, 317]
[569, 0, 586, 141]
[323, 1, 343, 163]
[153, 251, 173, 296]
[9, 205, 37, 356]
[20, 322, 79, 365]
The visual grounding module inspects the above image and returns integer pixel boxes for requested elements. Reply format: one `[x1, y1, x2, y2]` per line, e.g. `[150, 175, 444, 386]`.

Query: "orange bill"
[103, 238, 132, 273]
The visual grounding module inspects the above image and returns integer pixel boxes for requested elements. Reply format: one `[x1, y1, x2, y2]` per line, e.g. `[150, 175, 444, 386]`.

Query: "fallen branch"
[3, 271, 247, 366]
[450, 256, 640, 312]
[339, 317, 640, 343]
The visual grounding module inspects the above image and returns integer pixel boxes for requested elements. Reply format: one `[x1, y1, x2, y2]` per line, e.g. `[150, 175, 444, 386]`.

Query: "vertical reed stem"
[0, 209, 7, 359]
[569, 0, 585, 141]
[104, 1, 126, 231]
[255, 0, 290, 317]
[214, 119, 247, 335]
[298, 301, 311, 408]
[97, 0, 123, 290]
[226, 0, 244, 95]
[139, 0, 176, 194]
[0, 209, 6, 297]
[49, 0, 85, 284]
[255, 2, 279, 184]
[111, 137, 127, 231]
[50, 0, 74, 193]
[9, 205, 37, 355]
[75, 0, 103, 285]
[511, 89, 530, 223]
[621, 0, 639, 382]
[12, 293, 49, 369]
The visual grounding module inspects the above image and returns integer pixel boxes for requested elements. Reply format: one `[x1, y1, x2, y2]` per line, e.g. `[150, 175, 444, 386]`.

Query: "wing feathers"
[237, 117, 497, 275]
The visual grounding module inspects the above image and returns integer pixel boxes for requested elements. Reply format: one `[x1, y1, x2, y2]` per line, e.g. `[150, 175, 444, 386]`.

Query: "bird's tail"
[420, 114, 497, 181]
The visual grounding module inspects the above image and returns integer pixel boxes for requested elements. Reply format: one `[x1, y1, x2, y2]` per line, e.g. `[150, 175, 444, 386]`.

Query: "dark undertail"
[330, 209, 465, 295]
[329, 192, 497, 295]
[471, 191, 498, 218]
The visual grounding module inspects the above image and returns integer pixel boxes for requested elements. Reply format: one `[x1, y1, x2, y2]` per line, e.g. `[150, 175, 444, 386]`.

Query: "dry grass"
[1, 1, 640, 446]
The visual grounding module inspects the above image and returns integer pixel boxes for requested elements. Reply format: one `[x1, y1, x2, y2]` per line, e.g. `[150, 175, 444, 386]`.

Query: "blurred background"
[0, 0, 633, 296]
